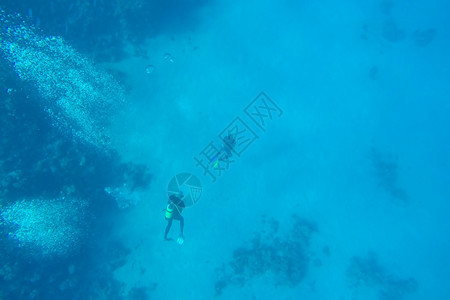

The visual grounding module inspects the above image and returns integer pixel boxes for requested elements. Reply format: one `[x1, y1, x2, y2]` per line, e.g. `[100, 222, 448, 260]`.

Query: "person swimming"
[210, 133, 236, 168]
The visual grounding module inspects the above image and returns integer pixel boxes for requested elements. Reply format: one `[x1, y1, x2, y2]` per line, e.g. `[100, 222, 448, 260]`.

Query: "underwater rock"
[412, 29, 436, 47]
[0, 196, 88, 256]
[382, 19, 406, 42]
[370, 148, 408, 202]
[290, 215, 318, 246]
[0, 263, 14, 281]
[215, 215, 321, 295]
[0, 9, 125, 149]
[105, 185, 143, 209]
[1, 0, 209, 62]
[128, 286, 149, 300]
[104, 161, 152, 209]
[347, 252, 418, 299]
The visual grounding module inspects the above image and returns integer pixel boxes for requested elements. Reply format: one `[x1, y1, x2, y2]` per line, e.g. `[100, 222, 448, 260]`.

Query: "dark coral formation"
[0, 204, 137, 299]
[1, 0, 209, 62]
[361, 2, 437, 48]
[0, 72, 151, 201]
[370, 148, 408, 203]
[1, 3, 158, 295]
[382, 18, 406, 43]
[0, 56, 152, 298]
[215, 215, 323, 297]
[347, 252, 418, 300]
[412, 29, 437, 47]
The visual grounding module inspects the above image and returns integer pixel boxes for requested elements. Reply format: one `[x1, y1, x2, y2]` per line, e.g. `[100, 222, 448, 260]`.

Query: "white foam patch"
[0, 9, 125, 148]
[1, 197, 88, 256]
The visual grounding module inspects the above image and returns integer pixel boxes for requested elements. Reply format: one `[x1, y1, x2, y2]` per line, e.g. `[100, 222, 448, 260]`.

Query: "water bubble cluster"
[145, 64, 155, 74]
[163, 52, 175, 63]
[0, 9, 125, 148]
[0, 197, 88, 256]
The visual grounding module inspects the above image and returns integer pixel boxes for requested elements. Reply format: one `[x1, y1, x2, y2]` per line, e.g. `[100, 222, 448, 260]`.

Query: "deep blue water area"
[1, 0, 449, 299]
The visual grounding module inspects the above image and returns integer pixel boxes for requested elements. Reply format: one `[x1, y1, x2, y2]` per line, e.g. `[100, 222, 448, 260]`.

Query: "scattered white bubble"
[0, 197, 88, 256]
[164, 52, 175, 63]
[0, 10, 125, 149]
[145, 64, 155, 74]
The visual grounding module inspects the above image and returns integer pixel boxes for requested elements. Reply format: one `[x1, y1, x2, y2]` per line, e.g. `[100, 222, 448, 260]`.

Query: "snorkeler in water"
[210, 133, 236, 167]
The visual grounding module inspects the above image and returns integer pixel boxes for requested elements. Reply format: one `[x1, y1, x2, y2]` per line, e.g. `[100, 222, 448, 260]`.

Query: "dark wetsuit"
[164, 195, 185, 240]
[209, 134, 236, 166]
[221, 134, 236, 160]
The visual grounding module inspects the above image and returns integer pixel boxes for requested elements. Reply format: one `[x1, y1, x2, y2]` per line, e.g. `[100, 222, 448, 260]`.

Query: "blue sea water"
[0, 0, 449, 299]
